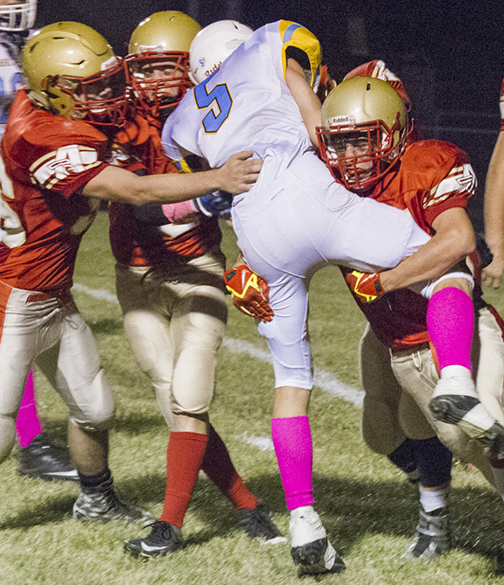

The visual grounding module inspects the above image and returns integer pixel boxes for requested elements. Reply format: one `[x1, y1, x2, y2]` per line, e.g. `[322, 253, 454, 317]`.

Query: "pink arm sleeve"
[161, 199, 198, 223]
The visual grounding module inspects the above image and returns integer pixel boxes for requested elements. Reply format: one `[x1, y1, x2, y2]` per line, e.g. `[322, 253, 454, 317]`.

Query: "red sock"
[201, 425, 258, 510]
[159, 432, 208, 528]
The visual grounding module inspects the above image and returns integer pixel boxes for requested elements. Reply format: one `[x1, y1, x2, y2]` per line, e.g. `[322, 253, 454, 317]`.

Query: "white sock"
[440, 365, 472, 380]
[419, 485, 448, 513]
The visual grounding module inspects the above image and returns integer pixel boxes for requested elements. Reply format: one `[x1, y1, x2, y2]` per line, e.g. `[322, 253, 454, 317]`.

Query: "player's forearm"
[484, 132, 504, 262]
[380, 221, 475, 293]
[82, 152, 261, 204]
[82, 165, 223, 205]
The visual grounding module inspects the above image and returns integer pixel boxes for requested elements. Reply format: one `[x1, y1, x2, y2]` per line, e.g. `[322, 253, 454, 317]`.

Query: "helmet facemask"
[318, 115, 407, 192]
[50, 57, 128, 126]
[0, 0, 36, 32]
[125, 50, 191, 118]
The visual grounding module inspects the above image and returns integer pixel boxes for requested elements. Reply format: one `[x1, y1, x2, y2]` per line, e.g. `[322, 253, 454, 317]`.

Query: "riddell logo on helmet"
[327, 115, 356, 127]
[205, 61, 222, 78]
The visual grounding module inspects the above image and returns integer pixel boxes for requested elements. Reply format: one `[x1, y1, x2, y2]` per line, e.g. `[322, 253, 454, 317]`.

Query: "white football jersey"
[161, 21, 320, 192]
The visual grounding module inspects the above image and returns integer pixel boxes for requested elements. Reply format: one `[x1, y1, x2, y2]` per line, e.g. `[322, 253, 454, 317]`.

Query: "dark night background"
[35, 0, 504, 231]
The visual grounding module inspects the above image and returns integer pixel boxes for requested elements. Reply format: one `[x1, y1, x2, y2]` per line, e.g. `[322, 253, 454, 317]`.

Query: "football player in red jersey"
[97, 11, 283, 557]
[0, 20, 261, 525]
[0, 0, 78, 482]
[482, 78, 504, 288]
[316, 76, 504, 560]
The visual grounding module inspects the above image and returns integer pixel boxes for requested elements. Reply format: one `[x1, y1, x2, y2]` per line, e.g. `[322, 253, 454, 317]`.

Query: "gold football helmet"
[22, 21, 127, 126]
[317, 76, 408, 191]
[125, 11, 201, 117]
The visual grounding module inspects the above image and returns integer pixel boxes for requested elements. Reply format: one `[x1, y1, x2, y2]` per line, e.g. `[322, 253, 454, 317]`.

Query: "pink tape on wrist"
[271, 416, 314, 510]
[161, 199, 197, 223]
[426, 287, 473, 371]
[15, 371, 43, 448]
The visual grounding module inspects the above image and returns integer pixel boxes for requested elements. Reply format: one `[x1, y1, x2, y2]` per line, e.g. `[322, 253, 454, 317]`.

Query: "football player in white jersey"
[160, 20, 494, 577]
[0, 0, 79, 483]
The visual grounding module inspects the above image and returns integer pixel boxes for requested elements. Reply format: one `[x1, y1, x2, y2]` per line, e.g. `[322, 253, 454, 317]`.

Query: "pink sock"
[271, 416, 314, 510]
[15, 371, 43, 447]
[426, 287, 473, 371]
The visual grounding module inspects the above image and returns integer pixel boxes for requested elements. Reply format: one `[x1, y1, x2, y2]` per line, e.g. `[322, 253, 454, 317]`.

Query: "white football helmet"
[189, 20, 253, 84]
[0, 0, 36, 32]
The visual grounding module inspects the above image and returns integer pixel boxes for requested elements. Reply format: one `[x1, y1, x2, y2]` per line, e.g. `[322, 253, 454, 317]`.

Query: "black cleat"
[402, 507, 451, 561]
[237, 502, 286, 543]
[73, 478, 154, 526]
[18, 432, 78, 482]
[124, 521, 184, 558]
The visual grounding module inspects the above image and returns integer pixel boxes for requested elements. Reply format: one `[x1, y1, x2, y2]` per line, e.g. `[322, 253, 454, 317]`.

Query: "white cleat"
[289, 506, 345, 577]
[430, 376, 504, 462]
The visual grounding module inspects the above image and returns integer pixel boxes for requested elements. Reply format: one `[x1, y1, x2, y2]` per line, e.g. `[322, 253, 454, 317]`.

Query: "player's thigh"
[170, 284, 227, 415]
[37, 310, 114, 429]
[391, 347, 437, 420]
[359, 324, 406, 454]
[398, 390, 435, 440]
[0, 285, 59, 419]
[475, 307, 504, 426]
[116, 263, 175, 383]
[391, 347, 464, 448]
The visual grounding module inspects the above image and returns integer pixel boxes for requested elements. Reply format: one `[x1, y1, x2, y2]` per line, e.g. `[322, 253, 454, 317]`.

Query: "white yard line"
[73, 283, 364, 450]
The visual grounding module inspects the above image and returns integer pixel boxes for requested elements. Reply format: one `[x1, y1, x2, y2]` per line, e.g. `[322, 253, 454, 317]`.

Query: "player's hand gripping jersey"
[340, 139, 477, 351]
[0, 90, 108, 291]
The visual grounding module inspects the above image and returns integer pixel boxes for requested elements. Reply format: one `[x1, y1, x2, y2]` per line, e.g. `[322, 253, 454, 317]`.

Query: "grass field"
[2, 211, 504, 585]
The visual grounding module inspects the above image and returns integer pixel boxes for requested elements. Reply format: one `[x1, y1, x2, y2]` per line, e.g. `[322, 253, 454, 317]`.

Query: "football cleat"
[124, 521, 184, 558]
[18, 432, 79, 482]
[289, 506, 346, 577]
[73, 479, 154, 525]
[429, 376, 504, 461]
[237, 502, 287, 544]
[402, 507, 451, 561]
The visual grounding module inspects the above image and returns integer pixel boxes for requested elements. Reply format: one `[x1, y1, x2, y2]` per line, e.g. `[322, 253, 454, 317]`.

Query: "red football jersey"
[341, 139, 476, 351]
[0, 90, 109, 291]
[108, 115, 221, 267]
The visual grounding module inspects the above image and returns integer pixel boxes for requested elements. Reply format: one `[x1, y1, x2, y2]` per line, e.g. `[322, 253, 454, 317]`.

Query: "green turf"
[2, 211, 504, 584]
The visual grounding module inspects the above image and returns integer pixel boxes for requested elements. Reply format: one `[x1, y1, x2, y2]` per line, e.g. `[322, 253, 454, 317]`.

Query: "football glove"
[223, 265, 274, 322]
[193, 190, 233, 217]
[345, 270, 384, 303]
